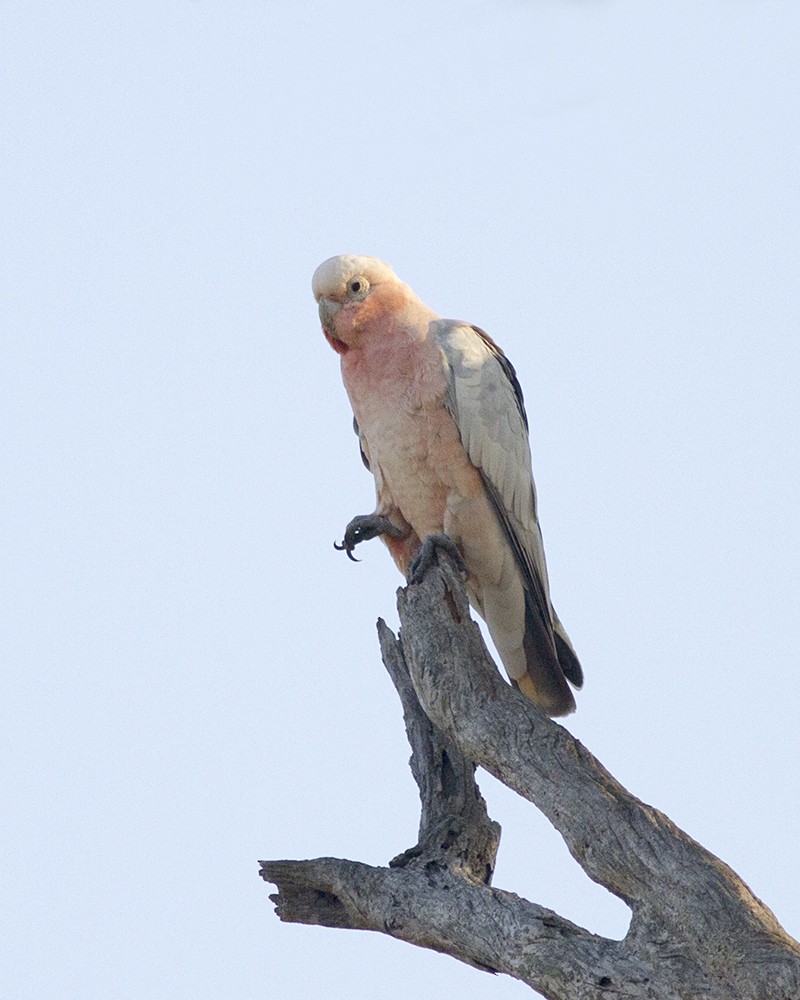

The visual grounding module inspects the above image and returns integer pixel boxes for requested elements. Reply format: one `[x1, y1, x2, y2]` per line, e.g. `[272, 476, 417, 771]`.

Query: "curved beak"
[318, 296, 342, 330]
[318, 296, 349, 354]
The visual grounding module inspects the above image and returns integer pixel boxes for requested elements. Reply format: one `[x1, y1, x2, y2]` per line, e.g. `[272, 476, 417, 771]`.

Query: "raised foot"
[334, 514, 406, 562]
[407, 533, 466, 584]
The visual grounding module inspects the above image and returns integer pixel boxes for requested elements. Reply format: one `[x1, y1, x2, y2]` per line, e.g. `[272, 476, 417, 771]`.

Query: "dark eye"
[347, 275, 369, 298]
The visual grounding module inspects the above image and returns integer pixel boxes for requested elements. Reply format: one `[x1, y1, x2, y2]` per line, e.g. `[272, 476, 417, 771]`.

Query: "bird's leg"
[407, 533, 467, 584]
[334, 514, 407, 562]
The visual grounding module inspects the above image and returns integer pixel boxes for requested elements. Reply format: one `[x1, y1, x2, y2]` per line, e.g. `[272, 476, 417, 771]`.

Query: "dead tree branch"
[261, 552, 800, 1000]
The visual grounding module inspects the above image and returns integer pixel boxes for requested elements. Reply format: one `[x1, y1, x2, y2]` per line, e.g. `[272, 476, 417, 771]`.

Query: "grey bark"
[261, 552, 800, 1000]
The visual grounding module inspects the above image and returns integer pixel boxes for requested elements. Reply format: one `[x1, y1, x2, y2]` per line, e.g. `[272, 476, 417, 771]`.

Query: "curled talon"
[333, 540, 360, 561]
[334, 513, 406, 565]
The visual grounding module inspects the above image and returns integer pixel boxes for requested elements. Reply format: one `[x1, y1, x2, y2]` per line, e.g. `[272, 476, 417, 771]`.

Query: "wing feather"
[436, 320, 582, 693]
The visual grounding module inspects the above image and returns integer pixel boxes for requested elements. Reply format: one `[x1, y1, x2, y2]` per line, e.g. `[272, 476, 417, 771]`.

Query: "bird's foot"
[334, 514, 406, 562]
[407, 533, 466, 584]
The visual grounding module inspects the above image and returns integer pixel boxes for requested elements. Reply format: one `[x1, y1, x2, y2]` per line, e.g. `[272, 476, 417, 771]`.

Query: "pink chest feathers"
[340, 340, 481, 533]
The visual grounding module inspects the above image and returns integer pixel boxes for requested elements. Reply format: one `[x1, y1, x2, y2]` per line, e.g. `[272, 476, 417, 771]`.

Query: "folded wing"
[436, 320, 582, 714]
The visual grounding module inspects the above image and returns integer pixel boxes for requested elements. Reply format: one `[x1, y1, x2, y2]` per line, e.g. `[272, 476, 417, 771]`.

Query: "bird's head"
[312, 254, 413, 354]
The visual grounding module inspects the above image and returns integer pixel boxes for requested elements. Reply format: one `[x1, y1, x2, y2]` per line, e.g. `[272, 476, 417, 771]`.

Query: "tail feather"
[553, 615, 584, 688]
[518, 598, 577, 717]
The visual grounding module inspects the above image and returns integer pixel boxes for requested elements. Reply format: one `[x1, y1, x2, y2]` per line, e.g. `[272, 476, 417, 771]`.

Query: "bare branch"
[377, 617, 500, 883]
[260, 551, 800, 1000]
[261, 857, 643, 992]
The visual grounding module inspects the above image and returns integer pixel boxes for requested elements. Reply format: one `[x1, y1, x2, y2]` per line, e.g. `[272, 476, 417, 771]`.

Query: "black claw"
[333, 540, 360, 562]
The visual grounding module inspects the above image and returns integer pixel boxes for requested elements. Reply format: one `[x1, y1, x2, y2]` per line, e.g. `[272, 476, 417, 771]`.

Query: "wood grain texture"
[261, 551, 800, 1000]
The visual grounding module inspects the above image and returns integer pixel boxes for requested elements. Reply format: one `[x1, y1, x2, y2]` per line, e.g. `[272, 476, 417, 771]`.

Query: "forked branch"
[261, 552, 800, 1000]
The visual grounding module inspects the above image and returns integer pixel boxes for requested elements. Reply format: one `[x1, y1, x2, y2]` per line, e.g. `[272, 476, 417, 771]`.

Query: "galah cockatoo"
[313, 254, 583, 716]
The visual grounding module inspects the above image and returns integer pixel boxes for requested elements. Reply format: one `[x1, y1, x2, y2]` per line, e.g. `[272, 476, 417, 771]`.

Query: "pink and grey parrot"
[313, 254, 583, 716]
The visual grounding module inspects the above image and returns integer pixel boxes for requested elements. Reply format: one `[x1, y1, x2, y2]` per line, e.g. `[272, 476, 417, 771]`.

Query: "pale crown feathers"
[312, 254, 398, 303]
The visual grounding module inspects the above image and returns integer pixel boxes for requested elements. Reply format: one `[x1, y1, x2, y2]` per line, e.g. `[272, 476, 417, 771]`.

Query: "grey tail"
[518, 597, 577, 717]
[553, 615, 584, 689]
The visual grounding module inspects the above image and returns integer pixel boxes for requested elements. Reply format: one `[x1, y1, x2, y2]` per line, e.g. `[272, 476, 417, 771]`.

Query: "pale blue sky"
[3, 2, 799, 998]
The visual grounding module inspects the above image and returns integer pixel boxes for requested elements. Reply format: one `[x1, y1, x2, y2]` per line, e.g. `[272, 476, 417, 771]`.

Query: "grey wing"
[436, 320, 583, 688]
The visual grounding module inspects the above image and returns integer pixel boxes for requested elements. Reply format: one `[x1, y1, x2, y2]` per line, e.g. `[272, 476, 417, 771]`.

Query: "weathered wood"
[261, 856, 648, 989]
[260, 551, 800, 1000]
[377, 617, 500, 883]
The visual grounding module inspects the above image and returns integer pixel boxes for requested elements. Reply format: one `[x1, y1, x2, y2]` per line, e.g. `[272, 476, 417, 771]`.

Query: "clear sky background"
[3, 2, 799, 998]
